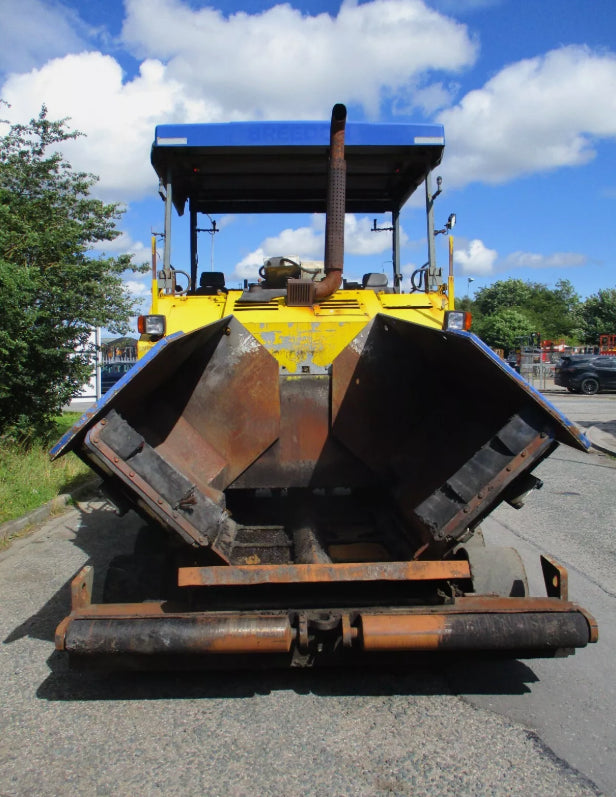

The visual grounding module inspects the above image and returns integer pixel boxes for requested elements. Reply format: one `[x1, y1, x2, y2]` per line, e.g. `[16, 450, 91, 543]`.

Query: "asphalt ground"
[0, 499, 603, 797]
[0, 388, 613, 794]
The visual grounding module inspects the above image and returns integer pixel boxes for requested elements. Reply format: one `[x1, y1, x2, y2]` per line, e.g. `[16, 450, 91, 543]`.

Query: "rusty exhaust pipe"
[315, 103, 347, 301]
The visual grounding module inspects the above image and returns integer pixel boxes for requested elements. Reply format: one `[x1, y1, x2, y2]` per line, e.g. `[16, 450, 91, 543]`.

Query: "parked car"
[101, 362, 135, 394]
[554, 354, 616, 394]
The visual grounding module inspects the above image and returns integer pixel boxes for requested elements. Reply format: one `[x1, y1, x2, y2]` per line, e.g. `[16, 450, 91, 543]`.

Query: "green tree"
[579, 288, 616, 344]
[454, 295, 474, 313]
[521, 279, 581, 340]
[470, 277, 581, 343]
[473, 307, 535, 351]
[0, 106, 141, 443]
[544, 279, 583, 340]
[472, 279, 533, 317]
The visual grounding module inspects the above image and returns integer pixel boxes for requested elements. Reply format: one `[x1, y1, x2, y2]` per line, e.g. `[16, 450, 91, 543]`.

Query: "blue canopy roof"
[151, 120, 445, 215]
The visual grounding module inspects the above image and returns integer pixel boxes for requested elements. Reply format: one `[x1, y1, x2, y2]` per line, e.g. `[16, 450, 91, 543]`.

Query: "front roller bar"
[55, 564, 598, 663]
[360, 609, 593, 652]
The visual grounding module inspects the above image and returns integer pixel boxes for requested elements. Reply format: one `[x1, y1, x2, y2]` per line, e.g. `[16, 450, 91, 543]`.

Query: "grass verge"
[0, 413, 93, 525]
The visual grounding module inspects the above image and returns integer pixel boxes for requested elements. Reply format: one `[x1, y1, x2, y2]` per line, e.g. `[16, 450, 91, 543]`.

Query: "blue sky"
[1, 0, 615, 313]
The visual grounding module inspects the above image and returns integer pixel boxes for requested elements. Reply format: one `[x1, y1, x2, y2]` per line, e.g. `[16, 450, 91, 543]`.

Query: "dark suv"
[555, 354, 616, 395]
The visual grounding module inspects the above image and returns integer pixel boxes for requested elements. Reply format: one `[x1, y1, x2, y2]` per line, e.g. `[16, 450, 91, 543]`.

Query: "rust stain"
[361, 614, 446, 651]
[177, 560, 471, 587]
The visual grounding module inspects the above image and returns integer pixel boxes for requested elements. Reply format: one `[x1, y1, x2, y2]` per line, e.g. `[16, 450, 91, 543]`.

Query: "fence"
[518, 351, 557, 391]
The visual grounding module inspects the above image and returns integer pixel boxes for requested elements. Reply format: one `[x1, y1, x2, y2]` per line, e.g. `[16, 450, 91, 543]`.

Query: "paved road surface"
[1, 394, 614, 796]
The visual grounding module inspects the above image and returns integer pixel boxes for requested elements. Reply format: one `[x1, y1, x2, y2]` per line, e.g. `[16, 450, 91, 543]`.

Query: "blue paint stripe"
[153, 121, 445, 149]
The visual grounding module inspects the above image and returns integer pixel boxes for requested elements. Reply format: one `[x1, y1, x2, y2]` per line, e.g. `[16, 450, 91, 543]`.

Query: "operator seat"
[195, 271, 227, 295]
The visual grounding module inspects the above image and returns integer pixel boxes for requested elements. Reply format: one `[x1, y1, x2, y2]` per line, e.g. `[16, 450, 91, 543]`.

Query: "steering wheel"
[410, 265, 428, 292]
[172, 269, 191, 294]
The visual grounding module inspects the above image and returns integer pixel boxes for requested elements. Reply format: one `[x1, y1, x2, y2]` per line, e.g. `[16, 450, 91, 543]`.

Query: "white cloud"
[397, 81, 460, 115]
[122, 0, 477, 120]
[1, 0, 476, 202]
[234, 248, 266, 282]
[454, 239, 498, 275]
[6, 4, 615, 212]
[231, 214, 402, 280]
[264, 224, 325, 259]
[0, 0, 88, 75]
[124, 278, 151, 299]
[0, 53, 215, 201]
[124, 277, 153, 318]
[438, 46, 616, 187]
[95, 239, 152, 314]
[92, 231, 148, 259]
[232, 222, 324, 281]
[401, 261, 419, 276]
[454, 239, 588, 276]
[345, 215, 409, 255]
[503, 251, 588, 270]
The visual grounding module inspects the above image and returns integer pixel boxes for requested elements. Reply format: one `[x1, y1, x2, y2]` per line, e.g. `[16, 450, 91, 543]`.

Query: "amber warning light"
[443, 311, 472, 331]
[138, 315, 166, 338]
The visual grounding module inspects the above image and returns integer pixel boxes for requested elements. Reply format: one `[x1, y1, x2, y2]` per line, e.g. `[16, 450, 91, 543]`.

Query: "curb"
[585, 425, 616, 458]
[0, 478, 101, 545]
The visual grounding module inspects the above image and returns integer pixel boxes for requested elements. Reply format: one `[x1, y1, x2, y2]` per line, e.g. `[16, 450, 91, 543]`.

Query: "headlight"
[443, 310, 472, 331]
[138, 314, 166, 338]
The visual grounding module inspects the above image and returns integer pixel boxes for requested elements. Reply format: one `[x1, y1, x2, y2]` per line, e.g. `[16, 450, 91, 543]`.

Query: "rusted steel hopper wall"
[332, 315, 543, 499]
[63, 312, 583, 559]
